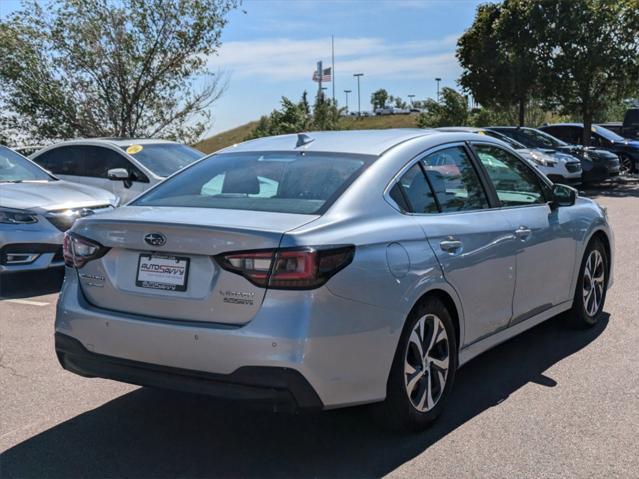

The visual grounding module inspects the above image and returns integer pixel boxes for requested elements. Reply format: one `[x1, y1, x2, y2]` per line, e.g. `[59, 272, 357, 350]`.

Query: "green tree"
[457, 0, 545, 126]
[417, 88, 469, 127]
[537, 0, 639, 145]
[0, 0, 238, 144]
[394, 97, 408, 109]
[246, 92, 342, 140]
[371, 89, 389, 110]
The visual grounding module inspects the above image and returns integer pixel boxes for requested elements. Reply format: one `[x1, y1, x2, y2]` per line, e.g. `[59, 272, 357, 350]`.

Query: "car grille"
[566, 162, 582, 173]
[45, 205, 113, 232]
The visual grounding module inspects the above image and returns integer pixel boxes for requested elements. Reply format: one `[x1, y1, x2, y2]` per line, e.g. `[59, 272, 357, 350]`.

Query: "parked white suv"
[30, 139, 204, 203]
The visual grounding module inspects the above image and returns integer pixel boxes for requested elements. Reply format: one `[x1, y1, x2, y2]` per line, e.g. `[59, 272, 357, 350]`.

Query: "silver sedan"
[0, 146, 117, 276]
[55, 130, 613, 431]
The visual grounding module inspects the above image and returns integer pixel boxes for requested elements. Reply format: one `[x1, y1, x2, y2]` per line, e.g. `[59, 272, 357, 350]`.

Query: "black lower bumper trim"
[55, 333, 323, 411]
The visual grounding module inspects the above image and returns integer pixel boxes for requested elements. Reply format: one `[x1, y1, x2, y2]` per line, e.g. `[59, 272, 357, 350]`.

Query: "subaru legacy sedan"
[55, 130, 613, 431]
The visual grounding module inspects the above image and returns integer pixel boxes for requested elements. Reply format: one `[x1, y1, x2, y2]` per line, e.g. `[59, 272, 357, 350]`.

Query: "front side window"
[33, 146, 84, 176]
[82, 146, 137, 178]
[421, 146, 489, 212]
[134, 152, 373, 215]
[473, 144, 546, 207]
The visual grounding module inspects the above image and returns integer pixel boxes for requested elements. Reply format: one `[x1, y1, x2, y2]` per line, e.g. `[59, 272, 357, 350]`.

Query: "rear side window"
[421, 146, 489, 212]
[134, 152, 373, 215]
[33, 146, 83, 175]
[391, 146, 489, 214]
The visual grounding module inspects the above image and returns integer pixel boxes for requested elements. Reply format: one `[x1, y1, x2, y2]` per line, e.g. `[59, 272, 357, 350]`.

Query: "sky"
[0, 0, 484, 136]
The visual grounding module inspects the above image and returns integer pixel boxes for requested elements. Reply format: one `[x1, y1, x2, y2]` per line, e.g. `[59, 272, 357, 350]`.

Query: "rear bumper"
[55, 269, 400, 409]
[55, 332, 322, 411]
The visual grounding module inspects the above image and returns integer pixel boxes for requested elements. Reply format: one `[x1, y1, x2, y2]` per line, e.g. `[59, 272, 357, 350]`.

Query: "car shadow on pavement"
[0, 269, 64, 299]
[0, 313, 609, 478]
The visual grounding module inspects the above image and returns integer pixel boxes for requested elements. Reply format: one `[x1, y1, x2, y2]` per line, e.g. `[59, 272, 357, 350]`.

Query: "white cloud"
[210, 34, 461, 81]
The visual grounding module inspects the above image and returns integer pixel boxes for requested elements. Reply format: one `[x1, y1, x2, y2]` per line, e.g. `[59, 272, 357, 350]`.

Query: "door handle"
[440, 239, 463, 253]
[514, 226, 532, 240]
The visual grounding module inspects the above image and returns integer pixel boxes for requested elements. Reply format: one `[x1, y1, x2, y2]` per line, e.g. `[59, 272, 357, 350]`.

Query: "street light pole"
[408, 94, 415, 107]
[353, 73, 364, 116]
[435, 78, 442, 102]
[344, 89, 352, 112]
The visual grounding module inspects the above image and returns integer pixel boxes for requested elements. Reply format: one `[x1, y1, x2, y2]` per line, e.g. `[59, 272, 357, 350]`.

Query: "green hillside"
[195, 114, 420, 154]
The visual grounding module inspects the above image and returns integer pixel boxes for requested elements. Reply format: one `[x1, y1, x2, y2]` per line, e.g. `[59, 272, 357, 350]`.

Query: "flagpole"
[317, 60, 322, 100]
[331, 35, 335, 103]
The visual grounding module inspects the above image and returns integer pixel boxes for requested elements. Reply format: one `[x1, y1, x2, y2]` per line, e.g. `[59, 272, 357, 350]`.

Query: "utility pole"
[344, 89, 352, 112]
[435, 77, 442, 102]
[331, 35, 335, 104]
[353, 73, 364, 116]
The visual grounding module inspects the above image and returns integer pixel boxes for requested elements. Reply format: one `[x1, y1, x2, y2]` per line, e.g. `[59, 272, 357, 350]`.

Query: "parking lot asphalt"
[1, 181, 638, 478]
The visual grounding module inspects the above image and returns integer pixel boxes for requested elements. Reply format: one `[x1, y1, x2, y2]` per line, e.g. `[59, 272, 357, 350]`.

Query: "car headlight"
[530, 151, 557, 167]
[0, 207, 39, 224]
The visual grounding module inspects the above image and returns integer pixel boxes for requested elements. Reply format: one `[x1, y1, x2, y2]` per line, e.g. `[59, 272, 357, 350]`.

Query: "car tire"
[567, 238, 608, 329]
[377, 296, 458, 432]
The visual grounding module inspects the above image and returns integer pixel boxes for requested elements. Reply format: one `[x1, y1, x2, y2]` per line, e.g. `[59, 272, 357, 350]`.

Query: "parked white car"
[30, 139, 204, 203]
[375, 106, 410, 116]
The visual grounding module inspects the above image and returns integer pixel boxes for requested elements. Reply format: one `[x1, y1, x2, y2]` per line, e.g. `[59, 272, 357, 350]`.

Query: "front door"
[471, 143, 578, 324]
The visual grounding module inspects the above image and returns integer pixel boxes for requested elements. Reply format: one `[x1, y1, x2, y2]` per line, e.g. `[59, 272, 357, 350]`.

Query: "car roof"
[39, 138, 177, 148]
[543, 123, 583, 127]
[436, 126, 487, 133]
[218, 129, 443, 156]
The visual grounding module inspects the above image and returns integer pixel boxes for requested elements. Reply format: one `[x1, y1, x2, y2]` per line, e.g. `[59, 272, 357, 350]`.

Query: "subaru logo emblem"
[144, 233, 166, 247]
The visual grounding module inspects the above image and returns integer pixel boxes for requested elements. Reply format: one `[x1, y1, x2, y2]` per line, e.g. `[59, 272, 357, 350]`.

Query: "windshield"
[121, 143, 203, 177]
[592, 125, 625, 142]
[134, 151, 373, 214]
[0, 146, 53, 182]
[496, 128, 568, 149]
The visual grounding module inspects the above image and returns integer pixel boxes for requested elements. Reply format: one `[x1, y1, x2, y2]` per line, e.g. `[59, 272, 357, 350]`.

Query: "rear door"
[396, 143, 518, 346]
[470, 143, 578, 324]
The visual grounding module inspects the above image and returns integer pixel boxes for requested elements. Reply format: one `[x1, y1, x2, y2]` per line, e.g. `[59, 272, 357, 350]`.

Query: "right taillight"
[215, 245, 354, 290]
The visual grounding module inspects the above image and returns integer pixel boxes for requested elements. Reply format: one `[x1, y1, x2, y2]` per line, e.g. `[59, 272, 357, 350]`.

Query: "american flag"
[312, 67, 332, 82]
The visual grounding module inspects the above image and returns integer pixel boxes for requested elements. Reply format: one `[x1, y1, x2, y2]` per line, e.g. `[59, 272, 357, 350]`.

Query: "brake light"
[215, 245, 354, 290]
[63, 232, 109, 268]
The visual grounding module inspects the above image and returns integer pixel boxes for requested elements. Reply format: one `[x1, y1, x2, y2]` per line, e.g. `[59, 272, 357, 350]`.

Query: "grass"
[194, 114, 421, 154]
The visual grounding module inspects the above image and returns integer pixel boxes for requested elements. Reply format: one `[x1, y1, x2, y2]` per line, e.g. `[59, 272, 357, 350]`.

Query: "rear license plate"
[136, 254, 190, 291]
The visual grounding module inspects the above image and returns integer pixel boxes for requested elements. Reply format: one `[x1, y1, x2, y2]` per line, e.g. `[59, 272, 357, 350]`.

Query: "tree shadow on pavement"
[0, 314, 609, 478]
[581, 179, 639, 198]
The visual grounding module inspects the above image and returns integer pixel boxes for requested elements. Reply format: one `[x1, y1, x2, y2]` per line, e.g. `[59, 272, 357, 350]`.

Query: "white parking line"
[4, 299, 50, 307]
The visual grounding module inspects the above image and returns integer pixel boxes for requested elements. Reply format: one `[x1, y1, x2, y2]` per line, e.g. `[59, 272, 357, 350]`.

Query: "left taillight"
[63, 232, 109, 268]
[215, 245, 355, 290]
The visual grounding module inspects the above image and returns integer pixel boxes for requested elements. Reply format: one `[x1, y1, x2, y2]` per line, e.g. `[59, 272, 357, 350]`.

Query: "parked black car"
[539, 123, 639, 175]
[596, 108, 639, 140]
[491, 126, 620, 183]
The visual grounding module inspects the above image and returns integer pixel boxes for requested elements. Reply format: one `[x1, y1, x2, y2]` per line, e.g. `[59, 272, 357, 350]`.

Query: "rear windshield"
[121, 143, 203, 177]
[133, 151, 373, 214]
[496, 128, 567, 149]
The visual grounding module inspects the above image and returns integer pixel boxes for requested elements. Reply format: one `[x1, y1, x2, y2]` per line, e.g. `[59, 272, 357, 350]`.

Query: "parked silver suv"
[55, 130, 613, 430]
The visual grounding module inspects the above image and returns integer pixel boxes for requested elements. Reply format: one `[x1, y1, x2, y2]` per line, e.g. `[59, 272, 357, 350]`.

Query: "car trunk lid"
[72, 206, 318, 324]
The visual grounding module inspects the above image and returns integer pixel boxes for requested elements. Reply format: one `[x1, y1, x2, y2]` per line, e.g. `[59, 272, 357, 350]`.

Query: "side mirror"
[550, 183, 577, 208]
[107, 168, 129, 180]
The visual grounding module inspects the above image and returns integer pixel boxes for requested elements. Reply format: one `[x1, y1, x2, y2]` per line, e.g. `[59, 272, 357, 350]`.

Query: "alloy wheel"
[619, 155, 633, 176]
[404, 314, 450, 412]
[583, 249, 605, 317]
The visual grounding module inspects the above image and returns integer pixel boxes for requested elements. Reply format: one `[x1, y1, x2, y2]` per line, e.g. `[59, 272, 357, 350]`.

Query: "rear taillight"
[215, 245, 354, 290]
[63, 232, 109, 268]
